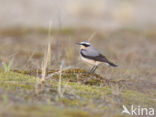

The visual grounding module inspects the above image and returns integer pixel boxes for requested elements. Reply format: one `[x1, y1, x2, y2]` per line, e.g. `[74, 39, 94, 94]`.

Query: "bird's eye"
[82, 44, 90, 47]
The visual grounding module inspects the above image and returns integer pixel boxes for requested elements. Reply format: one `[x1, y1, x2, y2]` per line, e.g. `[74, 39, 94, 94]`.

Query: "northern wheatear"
[76, 41, 117, 73]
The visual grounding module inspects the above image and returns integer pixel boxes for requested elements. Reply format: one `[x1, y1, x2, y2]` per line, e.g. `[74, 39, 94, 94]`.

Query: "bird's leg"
[88, 66, 97, 74]
[91, 65, 97, 73]
[88, 66, 95, 74]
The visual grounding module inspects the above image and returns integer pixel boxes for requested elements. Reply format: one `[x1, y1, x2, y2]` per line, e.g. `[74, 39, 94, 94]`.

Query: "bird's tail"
[107, 61, 118, 67]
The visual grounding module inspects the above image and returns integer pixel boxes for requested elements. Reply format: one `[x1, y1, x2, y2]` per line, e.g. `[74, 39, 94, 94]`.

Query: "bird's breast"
[80, 55, 101, 65]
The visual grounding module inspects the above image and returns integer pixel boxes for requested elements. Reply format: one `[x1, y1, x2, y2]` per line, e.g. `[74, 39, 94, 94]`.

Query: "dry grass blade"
[41, 51, 48, 82]
[57, 62, 69, 98]
[41, 22, 52, 82]
[87, 32, 96, 42]
[57, 61, 64, 98]
[35, 22, 53, 94]
[47, 21, 52, 66]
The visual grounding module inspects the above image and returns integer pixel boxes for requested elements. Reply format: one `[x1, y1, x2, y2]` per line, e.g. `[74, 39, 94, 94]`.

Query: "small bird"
[76, 41, 117, 73]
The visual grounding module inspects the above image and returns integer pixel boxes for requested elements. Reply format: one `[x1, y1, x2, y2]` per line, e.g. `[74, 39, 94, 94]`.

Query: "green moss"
[121, 90, 156, 107]
[0, 71, 37, 90]
[60, 98, 84, 107]
[0, 70, 155, 117]
[8, 105, 98, 117]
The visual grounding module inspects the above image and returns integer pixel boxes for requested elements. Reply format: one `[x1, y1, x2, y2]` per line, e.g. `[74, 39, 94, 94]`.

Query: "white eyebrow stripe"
[80, 42, 91, 45]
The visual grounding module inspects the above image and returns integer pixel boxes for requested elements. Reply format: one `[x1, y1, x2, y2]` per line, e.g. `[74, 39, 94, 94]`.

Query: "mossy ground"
[0, 28, 156, 117]
[0, 70, 155, 117]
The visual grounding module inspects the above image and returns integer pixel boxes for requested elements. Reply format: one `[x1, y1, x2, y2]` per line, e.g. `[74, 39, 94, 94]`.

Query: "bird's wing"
[81, 47, 109, 62]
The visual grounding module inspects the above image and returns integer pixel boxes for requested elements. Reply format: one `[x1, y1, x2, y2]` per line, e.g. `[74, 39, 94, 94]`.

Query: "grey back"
[83, 45, 101, 57]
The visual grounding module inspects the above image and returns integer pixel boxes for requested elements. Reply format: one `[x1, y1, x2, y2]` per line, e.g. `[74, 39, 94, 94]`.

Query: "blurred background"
[0, 0, 155, 76]
[0, 0, 156, 29]
[0, 0, 156, 76]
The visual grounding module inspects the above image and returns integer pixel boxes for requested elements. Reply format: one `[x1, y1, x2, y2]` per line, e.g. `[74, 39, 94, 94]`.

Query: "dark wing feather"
[81, 49, 109, 62]
[81, 47, 117, 67]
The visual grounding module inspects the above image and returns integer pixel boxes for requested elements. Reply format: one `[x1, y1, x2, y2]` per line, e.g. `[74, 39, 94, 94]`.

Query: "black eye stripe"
[81, 44, 90, 47]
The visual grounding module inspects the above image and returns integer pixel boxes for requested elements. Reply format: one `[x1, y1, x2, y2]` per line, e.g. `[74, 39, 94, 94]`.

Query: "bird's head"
[76, 41, 91, 49]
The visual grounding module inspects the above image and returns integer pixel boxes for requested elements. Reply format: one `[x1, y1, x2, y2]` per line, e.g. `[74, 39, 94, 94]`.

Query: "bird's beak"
[75, 42, 81, 45]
